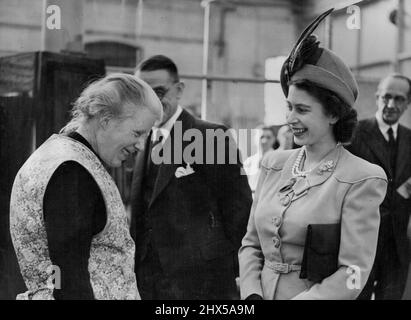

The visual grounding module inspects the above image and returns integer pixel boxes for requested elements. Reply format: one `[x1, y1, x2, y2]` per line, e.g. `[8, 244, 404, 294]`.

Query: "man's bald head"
[377, 74, 411, 100]
[376, 73, 411, 125]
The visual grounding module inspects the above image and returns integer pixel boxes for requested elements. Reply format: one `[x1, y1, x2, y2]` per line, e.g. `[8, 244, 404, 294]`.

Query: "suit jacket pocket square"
[175, 163, 195, 178]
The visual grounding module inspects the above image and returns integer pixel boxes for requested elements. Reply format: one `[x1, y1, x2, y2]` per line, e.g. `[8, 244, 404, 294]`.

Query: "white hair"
[61, 73, 162, 133]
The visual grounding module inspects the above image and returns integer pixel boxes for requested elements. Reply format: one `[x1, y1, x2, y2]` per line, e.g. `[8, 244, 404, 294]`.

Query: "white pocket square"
[175, 163, 195, 178]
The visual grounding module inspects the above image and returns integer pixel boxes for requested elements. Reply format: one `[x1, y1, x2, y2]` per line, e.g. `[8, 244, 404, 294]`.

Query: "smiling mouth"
[290, 127, 307, 136]
[121, 148, 132, 157]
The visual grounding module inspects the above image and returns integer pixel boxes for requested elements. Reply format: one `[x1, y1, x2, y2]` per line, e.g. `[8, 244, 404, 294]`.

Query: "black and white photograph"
[0, 0, 411, 305]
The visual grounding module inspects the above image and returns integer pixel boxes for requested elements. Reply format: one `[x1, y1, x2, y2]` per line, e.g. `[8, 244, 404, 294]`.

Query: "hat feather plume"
[281, 8, 334, 95]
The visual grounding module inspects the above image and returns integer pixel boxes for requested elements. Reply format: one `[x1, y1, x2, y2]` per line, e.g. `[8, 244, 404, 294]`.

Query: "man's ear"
[176, 81, 185, 100]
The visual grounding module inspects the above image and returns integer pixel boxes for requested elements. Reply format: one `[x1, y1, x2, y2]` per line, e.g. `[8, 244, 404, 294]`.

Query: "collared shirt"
[152, 105, 183, 144]
[375, 113, 398, 141]
[243, 152, 263, 194]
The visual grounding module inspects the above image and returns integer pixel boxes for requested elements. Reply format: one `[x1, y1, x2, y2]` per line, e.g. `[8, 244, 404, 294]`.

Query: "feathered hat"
[280, 8, 359, 107]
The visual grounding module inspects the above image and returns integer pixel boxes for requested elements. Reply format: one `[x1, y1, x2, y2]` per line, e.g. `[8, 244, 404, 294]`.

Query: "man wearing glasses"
[130, 55, 252, 299]
[348, 74, 411, 299]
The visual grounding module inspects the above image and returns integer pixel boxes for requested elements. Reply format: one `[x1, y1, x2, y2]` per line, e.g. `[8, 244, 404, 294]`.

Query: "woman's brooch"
[278, 177, 297, 193]
[317, 160, 335, 175]
[278, 178, 297, 207]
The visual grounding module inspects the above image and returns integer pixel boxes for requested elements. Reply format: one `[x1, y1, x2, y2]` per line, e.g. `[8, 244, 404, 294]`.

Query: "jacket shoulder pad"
[335, 149, 387, 183]
[261, 149, 296, 171]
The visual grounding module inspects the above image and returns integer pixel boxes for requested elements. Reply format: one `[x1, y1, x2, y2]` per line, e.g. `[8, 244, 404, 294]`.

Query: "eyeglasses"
[153, 82, 178, 100]
[379, 94, 408, 105]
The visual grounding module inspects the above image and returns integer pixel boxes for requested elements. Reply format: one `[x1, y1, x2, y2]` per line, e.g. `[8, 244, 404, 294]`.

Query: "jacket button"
[273, 216, 282, 227]
[280, 195, 290, 206]
[273, 237, 281, 248]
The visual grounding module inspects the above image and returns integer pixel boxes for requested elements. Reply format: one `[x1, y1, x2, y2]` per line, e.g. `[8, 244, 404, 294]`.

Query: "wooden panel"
[0, 94, 34, 299]
[35, 52, 106, 146]
[0, 52, 36, 95]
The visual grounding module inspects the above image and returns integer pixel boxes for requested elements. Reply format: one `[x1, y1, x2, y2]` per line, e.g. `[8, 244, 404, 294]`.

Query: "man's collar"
[152, 105, 183, 142]
[375, 112, 399, 138]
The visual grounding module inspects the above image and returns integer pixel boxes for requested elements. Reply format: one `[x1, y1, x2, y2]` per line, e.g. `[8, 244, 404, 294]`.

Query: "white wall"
[0, 0, 43, 54]
[0, 0, 296, 129]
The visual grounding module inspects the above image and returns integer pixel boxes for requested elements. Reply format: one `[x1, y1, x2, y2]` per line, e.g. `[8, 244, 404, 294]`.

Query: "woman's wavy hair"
[288, 79, 358, 144]
[61, 73, 155, 133]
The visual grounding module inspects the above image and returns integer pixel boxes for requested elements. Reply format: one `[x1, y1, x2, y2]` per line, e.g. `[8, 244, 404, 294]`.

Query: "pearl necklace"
[292, 144, 340, 178]
[292, 148, 310, 178]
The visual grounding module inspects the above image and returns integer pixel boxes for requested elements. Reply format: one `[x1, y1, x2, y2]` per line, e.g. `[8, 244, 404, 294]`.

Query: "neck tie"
[152, 133, 164, 150]
[146, 131, 164, 172]
[387, 127, 397, 177]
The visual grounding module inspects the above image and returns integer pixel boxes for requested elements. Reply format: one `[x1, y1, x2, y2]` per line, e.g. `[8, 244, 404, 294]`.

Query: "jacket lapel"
[304, 145, 341, 191]
[395, 125, 411, 184]
[149, 110, 194, 208]
[362, 119, 392, 176]
[277, 145, 342, 203]
[131, 136, 151, 205]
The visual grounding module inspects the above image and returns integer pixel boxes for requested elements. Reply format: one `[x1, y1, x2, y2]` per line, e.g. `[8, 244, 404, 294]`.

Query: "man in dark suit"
[130, 55, 252, 299]
[348, 74, 411, 299]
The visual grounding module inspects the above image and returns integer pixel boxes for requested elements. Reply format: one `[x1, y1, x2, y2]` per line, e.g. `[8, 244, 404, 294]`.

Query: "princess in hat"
[239, 9, 388, 300]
